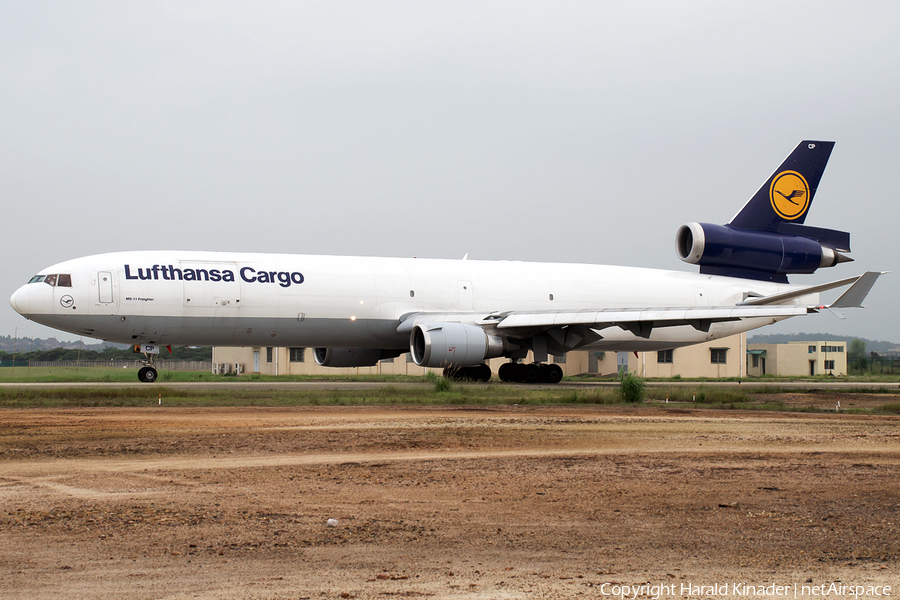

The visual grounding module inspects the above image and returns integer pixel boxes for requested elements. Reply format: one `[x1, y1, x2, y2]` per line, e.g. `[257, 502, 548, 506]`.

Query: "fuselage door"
[181, 262, 241, 308]
[98, 272, 114, 303]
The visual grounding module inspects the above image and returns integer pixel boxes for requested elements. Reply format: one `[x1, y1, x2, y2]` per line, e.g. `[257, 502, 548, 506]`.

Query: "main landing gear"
[498, 362, 563, 384]
[442, 362, 564, 384]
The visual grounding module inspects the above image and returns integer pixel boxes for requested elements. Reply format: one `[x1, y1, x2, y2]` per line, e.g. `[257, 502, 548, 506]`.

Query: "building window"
[289, 348, 305, 362]
[821, 345, 842, 353]
[808, 345, 816, 353]
[554, 354, 566, 364]
[824, 360, 835, 370]
[710, 348, 728, 364]
[381, 357, 394, 363]
[752, 354, 759, 368]
[266, 347, 273, 363]
[657, 349, 673, 364]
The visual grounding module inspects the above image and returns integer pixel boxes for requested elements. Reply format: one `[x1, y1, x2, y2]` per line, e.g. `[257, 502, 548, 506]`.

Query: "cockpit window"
[29, 273, 72, 286]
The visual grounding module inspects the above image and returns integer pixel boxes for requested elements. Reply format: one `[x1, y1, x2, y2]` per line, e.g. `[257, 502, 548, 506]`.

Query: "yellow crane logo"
[769, 170, 810, 220]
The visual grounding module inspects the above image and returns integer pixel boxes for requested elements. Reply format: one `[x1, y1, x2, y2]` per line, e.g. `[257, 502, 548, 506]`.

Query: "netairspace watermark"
[598, 582, 892, 599]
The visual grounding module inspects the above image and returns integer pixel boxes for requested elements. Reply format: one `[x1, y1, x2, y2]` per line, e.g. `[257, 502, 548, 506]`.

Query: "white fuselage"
[9, 251, 813, 352]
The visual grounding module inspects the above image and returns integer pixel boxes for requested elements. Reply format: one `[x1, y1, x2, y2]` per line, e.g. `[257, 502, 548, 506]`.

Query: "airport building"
[626, 333, 746, 379]
[212, 335, 847, 379]
[745, 340, 847, 377]
[211, 346, 619, 378]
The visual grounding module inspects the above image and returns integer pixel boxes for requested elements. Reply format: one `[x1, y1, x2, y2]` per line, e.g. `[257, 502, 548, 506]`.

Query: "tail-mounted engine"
[676, 222, 852, 283]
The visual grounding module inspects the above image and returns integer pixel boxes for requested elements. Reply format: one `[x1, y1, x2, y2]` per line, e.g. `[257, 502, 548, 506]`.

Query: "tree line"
[848, 338, 900, 374]
[0, 345, 212, 363]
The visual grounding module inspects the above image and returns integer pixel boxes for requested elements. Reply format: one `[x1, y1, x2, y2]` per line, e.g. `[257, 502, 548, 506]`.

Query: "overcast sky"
[2, 1, 898, 344]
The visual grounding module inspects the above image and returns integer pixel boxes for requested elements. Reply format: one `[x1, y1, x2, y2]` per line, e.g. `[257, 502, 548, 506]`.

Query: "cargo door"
[181, 263, 241, 308]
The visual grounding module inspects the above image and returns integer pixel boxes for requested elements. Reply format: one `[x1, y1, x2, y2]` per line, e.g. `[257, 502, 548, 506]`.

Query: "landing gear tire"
[498, 362, 563, 384]
[466, 364, 491, 382]
[138, 366, 158, 383]
[542, 364, 564, 384]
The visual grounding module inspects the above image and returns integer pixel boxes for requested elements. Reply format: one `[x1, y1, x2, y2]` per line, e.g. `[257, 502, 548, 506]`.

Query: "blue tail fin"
[728, 140, 849, 251]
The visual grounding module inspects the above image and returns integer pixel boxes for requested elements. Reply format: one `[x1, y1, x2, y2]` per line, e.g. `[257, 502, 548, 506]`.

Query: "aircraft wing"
[737, 271, 882, 307]
[397, 304, 810, 354]
[492, 304, 810, 335]
[398, 303, 810, 344]
[494, 271, 881, 338]
[397, 272, 880, 346]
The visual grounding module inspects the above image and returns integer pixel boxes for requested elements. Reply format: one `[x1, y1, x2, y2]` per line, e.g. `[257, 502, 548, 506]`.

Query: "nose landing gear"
[134, 344, 163, 383]
[138, 365, 158, 383]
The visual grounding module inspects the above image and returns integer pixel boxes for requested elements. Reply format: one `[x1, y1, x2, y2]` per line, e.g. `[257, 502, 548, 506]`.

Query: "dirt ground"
[1, 397, 899, 599]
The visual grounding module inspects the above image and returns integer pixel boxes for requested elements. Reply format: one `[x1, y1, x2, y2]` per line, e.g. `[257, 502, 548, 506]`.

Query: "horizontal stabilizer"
[774, 222, 851, 253]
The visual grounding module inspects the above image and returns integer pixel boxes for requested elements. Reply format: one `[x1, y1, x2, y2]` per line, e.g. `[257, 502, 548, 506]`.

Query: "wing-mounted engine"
[313, 347, 404, 368]
[676, 222, 852, 283]
[410, 322, 506, 368]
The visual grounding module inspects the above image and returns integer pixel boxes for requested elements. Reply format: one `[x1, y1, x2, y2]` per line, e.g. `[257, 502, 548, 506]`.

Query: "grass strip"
[0, 383, 898, 414]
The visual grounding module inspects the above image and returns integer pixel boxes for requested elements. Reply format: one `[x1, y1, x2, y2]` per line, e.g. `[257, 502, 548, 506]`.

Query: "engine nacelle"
[313, 347, 402, 368]
[676, 222, 843, 280]
[410, 323, 505, 368]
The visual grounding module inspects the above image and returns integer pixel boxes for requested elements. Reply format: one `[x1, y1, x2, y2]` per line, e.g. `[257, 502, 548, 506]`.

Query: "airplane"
[10, 140, 881, 384]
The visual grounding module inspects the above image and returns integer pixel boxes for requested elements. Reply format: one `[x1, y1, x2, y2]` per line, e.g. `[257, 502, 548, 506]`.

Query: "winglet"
[829, 271, 883, 308]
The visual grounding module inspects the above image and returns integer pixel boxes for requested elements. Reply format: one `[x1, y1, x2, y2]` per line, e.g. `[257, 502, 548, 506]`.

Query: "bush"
[619, 372, 645, 403]
[425, 371, 453, 393]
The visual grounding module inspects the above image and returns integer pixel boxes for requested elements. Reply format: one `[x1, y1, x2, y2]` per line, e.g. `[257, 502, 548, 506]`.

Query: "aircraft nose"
[10, 285, 31, 315]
